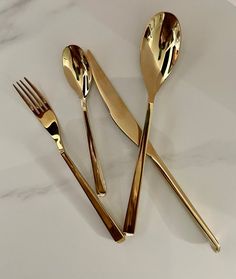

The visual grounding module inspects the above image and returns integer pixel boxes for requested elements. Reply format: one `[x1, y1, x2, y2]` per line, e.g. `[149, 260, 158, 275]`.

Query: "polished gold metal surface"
[62, 45, 106, 196]
[13, 78, 124, 243]
[123, 12, 181, 235]
[86, 50, 220, 251]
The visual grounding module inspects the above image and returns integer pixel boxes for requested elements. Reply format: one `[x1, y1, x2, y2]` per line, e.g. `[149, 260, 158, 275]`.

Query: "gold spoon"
[62, 45, 106, 196]
[124, 12, 220, 252]
[123, 12, 181, 234]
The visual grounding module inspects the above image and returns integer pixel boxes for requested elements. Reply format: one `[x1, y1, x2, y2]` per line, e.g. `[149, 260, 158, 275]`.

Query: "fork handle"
[61, 151, 124, 243]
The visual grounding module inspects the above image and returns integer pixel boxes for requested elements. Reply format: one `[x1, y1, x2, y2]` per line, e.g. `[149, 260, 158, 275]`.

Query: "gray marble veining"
[0, 184, 54, 200]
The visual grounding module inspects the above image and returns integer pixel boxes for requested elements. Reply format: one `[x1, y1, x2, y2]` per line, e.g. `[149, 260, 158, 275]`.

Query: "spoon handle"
[123, 102, 154, 234]
[81, 100, 106, 196]
[61, 151, 124, 242]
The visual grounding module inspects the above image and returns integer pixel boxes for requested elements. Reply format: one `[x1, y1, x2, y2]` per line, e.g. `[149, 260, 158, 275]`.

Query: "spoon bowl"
[63, 45, 92, 99]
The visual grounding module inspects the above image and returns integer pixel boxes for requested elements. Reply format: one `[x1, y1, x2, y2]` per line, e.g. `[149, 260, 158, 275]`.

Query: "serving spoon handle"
[123, 102, 154, 234]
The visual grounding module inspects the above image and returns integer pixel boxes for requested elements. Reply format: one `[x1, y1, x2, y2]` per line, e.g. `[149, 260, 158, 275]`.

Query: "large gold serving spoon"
[124, 12, 181, 234]
[62, 45, 106, 196]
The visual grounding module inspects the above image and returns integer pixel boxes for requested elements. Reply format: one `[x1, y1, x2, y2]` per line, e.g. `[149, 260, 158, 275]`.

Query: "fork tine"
[16, 81, 42, 113]
[19, 80, 45, 113]
[24, 77, 48, 110]
[13, 84, 38, 113]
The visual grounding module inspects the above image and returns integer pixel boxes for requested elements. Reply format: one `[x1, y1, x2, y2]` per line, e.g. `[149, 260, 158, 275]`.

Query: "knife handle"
[61, 151, 124, 243]
[147, 147, 220, 251]
[81, 100, 106, 196]
[123, 102, 154, 235]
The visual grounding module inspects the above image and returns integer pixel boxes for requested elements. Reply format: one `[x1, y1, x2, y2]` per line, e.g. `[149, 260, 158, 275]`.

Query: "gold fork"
[13, 77, 124, 243]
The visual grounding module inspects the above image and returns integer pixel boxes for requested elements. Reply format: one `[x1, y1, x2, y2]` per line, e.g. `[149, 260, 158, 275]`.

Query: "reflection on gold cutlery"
[62, 45, 106, 196]
[12, 9, 220, 251]
[123, 12, 181, 235]
[86, 50, 220, 251]
[13, 78, 124, 243]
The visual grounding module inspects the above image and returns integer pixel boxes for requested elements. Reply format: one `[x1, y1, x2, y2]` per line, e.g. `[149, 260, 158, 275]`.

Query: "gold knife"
[86, 50, 220, 252]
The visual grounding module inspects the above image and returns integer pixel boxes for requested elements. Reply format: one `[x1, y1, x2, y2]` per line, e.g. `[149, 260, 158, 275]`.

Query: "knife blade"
[86, 49, 220, 252]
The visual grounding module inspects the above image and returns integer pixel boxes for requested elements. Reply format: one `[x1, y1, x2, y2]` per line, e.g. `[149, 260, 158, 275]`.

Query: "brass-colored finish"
[86, 51, 220, 251]
[124, 12, 181, 235]
[13, 78, 124, 243]
[123, 102, 154, 235]
[62, 45, 106, 196]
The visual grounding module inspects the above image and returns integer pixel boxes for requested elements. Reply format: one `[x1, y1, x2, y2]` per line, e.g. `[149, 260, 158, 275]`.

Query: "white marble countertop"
[0, 0, 236, 278]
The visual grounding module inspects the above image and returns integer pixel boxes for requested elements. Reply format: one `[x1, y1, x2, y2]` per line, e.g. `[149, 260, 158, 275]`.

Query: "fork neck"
[55, 137, 65, 154]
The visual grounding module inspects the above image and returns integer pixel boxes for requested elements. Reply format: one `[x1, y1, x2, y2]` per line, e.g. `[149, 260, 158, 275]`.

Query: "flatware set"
[12, 11, 220, 252]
